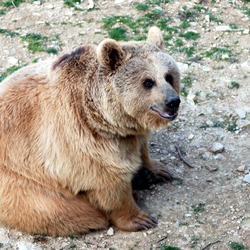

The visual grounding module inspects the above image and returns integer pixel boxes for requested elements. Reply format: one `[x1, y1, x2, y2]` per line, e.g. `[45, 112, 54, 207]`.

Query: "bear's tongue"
[151, 106, 176, 119]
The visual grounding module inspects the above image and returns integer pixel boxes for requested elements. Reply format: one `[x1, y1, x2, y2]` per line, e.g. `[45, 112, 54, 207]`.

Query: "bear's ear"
[96, 39, 126, 71]
[147, 26, 164, 49]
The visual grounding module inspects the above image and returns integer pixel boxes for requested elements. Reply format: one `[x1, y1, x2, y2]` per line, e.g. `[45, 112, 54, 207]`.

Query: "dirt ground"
[0, 0, 250, 249]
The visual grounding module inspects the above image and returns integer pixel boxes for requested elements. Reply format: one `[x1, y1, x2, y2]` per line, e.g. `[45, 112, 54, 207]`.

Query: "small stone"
[0, 229, 9, 244]
[243, 174, 250, 183]
[147, 230, 153, 235]
[188, 133, 194, 140]
[211, 142, 224, 153]
[205, 15, 210, 23]
[87, 0, 95, 9]
[215, 25, 232, 32]
[7, 57, 18, 67]
[242, 29, 250, 34]
[176, 62, 189, 73]
[237, 166, 245, 173]
[107, 227, 114, 236]
[16, 242, 34, 250]
[235, 108, 246, 119]
[241, 59, 250, 72]
[33, 1, 41, 5]
[213, 153, 225, 160]
[206, 120, 214, 126]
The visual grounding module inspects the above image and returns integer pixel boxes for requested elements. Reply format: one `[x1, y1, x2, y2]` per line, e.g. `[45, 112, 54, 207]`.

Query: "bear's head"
[96, 27, 181, 132]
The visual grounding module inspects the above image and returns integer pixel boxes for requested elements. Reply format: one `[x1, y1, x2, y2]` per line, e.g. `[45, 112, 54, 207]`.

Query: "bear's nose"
[165, 96, 181, 111]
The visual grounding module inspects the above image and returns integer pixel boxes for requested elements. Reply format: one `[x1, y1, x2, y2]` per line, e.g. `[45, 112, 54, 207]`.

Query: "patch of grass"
[0, 0, 25, 8]
[21, 33, 61, 54]
[184, 46, 195, 57]
[135, 3, 149, 11]
[182, 74, 193, 87]
[0, 9, 6, 15]
[180, 31, 200, 40]
[21, 33, 48, 52]
[178, 6, 200, 21]
[229, 241, 246, 250]
[0, 65, 25, 82]
[228, 81, 240, 89]
[190, 237, 200, 248]
[192, 203, 205, 214]
[180, 20, 190, 29]
[0, 243, 3, 248]
[160, 244, 181, 250]
[64, 0, 82, 10]
[46, 47, 58, 55]
[204, 47, 234, 61]
[0, 28, 20, 37]
[108, 27, 127, 41]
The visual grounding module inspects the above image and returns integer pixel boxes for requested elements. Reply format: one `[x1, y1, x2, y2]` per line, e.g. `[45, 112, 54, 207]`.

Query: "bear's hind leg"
[0, 169, 108, 236]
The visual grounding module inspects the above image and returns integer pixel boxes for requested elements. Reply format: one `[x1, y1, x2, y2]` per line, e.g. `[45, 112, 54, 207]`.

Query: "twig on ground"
[157, 235, 168, 243]
[201, 240, 221, 250]
[175, 145, 195, 168]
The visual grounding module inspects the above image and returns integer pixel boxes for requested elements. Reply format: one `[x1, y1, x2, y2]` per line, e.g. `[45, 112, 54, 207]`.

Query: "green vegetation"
[160, 244, 181, 250]
[135, 3, 149, 11]
[0, 0, 25, 8]
[20, 33, 60, 54]
[192, 203, 205, 214]
[108, 27, 127, 40]
[229, 81, 240, 89]
[204, 47, 235, 61]
[180, 31, 200, 40]
[229, 241, 246, 250]
[64, 0, 83, 10]
[0, 28, 20, 37]
[0, 65, 25, 82]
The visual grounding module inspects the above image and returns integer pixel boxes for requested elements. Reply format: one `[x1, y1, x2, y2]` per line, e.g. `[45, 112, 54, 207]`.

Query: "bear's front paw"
[114, 211, 157, 231]
[150, 160, 173, 183]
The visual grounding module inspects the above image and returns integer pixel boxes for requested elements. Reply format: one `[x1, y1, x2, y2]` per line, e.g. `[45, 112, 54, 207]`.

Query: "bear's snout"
[165, 95, 181, 112]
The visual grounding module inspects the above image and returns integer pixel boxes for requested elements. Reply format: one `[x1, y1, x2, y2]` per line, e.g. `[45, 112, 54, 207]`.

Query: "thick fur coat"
[0, 27, 181, 236]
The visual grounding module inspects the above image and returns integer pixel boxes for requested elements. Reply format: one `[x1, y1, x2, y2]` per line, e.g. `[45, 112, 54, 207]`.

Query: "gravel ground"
[0, 0, 250, 249]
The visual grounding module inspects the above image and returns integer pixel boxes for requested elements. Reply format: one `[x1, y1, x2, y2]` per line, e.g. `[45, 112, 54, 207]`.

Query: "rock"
[0, 229, 9, 244]
[7, 57, 18, 67]
[188, 133, 194, 140]
[215, 25, 232, 32]
[242, 29, 250, 35]
[241, 59, 250, 72]
[16, 242, 34, 250]
[243, 174, 250, 183]
[211, 142, 224, 153]
[213, 153, 225, 160]
[237, 166, 245, 173]
[33, 1, 41, 5]
[176, 62, 189, 73]
[87, 0, 95, 9]
[235, 108, 246, 119]
[107, 227, 114, 236]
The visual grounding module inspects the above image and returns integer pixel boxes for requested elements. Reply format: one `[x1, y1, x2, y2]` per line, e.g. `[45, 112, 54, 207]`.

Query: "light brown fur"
[0, 27, 180, 236]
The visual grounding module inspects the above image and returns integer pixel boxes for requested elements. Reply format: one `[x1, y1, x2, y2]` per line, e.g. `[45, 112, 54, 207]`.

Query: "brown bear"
[0, 27, 181, 236]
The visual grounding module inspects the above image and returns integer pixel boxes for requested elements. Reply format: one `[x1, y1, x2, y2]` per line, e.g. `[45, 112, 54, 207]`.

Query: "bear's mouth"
[151, 106, 178, 120]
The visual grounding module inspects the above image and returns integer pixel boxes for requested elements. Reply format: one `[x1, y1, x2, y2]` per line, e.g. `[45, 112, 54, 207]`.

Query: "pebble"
[241, 59, 250, 72]
[235, 108, 246, 119]
[211, 142, 224, 153]
[107, 227, 114, 236]
[87, 0, 95, 9]
[16, 242, 34, 250]
[215, 25, 232, 32]
[188, 133, 194, 140]
[242, 29, 250, 34]
[176, 62, 189, 73]
[213, 153, 225, 160]
[237, 165, 245, 173]
[243, 174, 250, 183]
[33, 1, 41, 5]
[7, 57, 18, 67]
[0, 229, 9, 244]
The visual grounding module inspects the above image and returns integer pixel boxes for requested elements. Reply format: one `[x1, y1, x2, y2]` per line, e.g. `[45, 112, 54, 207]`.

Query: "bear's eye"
[143, 79, 155, 89]
[165, 74, 174, 86]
